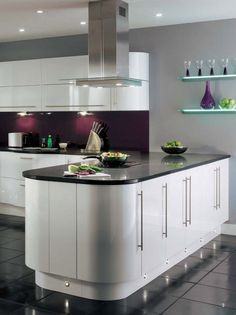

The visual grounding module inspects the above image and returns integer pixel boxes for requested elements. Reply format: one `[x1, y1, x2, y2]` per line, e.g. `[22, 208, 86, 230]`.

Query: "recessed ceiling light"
[19, 28, 25, 33]
[80, 21, 87, 25]
[36, 10, 44, 14]
[156, 13, 163, 17]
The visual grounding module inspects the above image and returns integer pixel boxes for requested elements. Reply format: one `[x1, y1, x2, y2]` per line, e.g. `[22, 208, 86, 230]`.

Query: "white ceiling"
[0, 0, 235, 42]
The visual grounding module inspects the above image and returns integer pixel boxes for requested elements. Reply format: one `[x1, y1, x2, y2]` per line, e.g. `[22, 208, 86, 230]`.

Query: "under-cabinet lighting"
[36, 10, 44, 14]
[156, 13, 163, 17]
[17, 112, 32, 117]
[80, 21, 87, 25]
[116, 83, 123, 86]
[82, 85, 89, 88]
[77, 111, 93, 117]
[19, 28, 25, 33]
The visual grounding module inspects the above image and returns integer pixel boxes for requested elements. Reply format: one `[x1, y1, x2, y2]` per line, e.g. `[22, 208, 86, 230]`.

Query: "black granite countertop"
[23, 153, 230, 185]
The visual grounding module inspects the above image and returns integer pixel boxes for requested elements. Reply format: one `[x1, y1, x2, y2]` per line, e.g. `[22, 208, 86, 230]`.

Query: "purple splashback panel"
[0, 111, 149, 151]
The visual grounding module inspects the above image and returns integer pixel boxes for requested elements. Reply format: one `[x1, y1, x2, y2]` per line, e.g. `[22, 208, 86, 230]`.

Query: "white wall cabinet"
[0, 59, 41, 86]
[0, 53, 149, 112]
[0, 86, 41, 112]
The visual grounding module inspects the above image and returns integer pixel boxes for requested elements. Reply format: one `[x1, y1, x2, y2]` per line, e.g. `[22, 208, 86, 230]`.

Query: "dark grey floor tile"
[161, 265, 208, 283]
[183, 284, 236, 309]
[0, 229, 25, 240]
[11, 306, 64, 315]
[191, 248, 229, 261]
[215, 234, 236, 244]
[0, 299, 22, 314]
[143, 276, 194, 297]
[177, 255, 222, 272]
[0, 226, 8, 232]
[2, 239, 25, 252]
[35, 292, 103, 315]
[200, 272, 236, 291]
[163, 298, 236, 315]
[0, 248, 22, 262]
[0, 214, 24, 223]
[0, 262, 32, 282]
[0, 282, 52, 305]
[212, 260, 236, 276]
[115, 290, 178, 314]
[7, 255, 25, 266]
[97, 303, 158, 315]
[0, 237, 14, 246]
[16, 272, 35, 286]
[204, 240, 236, 252]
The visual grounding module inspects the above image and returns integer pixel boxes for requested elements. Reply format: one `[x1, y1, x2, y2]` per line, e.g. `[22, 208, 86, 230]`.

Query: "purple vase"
[200, 81, 215, 109]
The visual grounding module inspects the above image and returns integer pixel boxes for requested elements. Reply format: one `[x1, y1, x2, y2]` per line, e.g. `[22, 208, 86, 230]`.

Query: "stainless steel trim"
[45, 105, 104, 108]
[214, 168, 218, 209]
[187, 177, 192, 225]
[138, 191, 143, 251]
[162, 183, 168, 238]
[0, 106, 36, 108]
[183, 178, 188, 226]
[19, 157, 33, 160]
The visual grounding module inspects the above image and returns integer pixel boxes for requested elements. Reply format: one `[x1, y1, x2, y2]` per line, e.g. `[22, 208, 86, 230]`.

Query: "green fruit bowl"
[161, 146, 188, 155]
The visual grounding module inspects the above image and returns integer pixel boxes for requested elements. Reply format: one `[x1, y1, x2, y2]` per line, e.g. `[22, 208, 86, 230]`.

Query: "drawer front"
[1, 153, 34, 180]
[0, 178, 25, 207]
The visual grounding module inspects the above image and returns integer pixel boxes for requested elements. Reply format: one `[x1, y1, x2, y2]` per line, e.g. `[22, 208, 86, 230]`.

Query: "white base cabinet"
[0, 152, 85, 210]
[25, 158, 229, 300]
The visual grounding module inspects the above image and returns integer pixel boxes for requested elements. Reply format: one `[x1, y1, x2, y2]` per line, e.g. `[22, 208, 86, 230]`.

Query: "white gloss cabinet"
[0, 59, 41, 86]
[0, 86, 41, 112]
[49, 182, 77, 278]
[25, 158, 229, 300]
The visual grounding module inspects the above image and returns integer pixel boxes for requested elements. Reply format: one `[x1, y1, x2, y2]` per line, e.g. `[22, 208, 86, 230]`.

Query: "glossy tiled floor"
[0, 215, 236, 314]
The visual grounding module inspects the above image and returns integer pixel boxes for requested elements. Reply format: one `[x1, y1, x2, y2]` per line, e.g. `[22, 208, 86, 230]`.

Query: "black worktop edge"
[23, 154, 230, 185]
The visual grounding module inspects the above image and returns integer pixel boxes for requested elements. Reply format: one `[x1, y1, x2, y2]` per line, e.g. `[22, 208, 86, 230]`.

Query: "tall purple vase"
[200, 81, 215, 109]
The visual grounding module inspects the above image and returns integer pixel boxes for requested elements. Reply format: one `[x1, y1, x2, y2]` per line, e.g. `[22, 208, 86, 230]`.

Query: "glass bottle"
[47, 135, 53, 148]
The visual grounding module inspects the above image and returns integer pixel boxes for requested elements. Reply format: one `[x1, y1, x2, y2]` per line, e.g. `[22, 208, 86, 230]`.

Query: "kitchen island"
[23, 153, 230, 300]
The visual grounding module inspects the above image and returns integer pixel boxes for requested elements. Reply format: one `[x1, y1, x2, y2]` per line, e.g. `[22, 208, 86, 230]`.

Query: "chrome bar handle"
[218, 167, 221, 209]
[162, 183, 168, 238]
[214, 168, 218, 209]
[187, 177, 192, 225]
[183, 178, 188, 226]
[138, 191, 143, 251]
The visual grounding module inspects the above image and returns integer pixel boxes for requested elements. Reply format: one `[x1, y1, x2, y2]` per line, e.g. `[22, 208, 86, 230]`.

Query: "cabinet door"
[77, 184, 141, 283]
[49, 182, 77, 278]
[0, 86, 41, 112]
[165, 172, 185, 260]
[211, 159, 229, 226]
[42, 84, 110, 111]
[111, 82, 149, 111]
[218, 159, 229, 223]
[0, 152, 34, 180]
[32, 154, 66, 169]
[142, 177, 166, 275]
[0, 59, 41, 86]
[0, 178, 25, 207]
[41, 56, 88, 84]
[25, 179, 49, 272]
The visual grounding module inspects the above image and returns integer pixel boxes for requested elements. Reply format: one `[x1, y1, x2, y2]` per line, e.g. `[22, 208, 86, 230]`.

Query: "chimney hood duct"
[75, 0, 142, 87]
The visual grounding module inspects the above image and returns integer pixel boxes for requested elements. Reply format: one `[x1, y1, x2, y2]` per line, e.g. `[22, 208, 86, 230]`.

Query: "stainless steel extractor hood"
[74, 0, 142, 87]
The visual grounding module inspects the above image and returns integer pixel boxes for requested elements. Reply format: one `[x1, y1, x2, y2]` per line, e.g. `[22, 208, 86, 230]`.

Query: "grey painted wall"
[0, 19, 236, 222]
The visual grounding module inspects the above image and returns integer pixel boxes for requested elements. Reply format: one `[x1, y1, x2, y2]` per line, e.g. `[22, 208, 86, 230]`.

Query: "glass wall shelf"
[178, 74, 236, 82]
[180, 108, 236, 114]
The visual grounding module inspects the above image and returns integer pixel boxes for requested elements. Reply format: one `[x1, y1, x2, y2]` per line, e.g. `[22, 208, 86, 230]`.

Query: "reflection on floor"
[0, 214, 235, 314]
